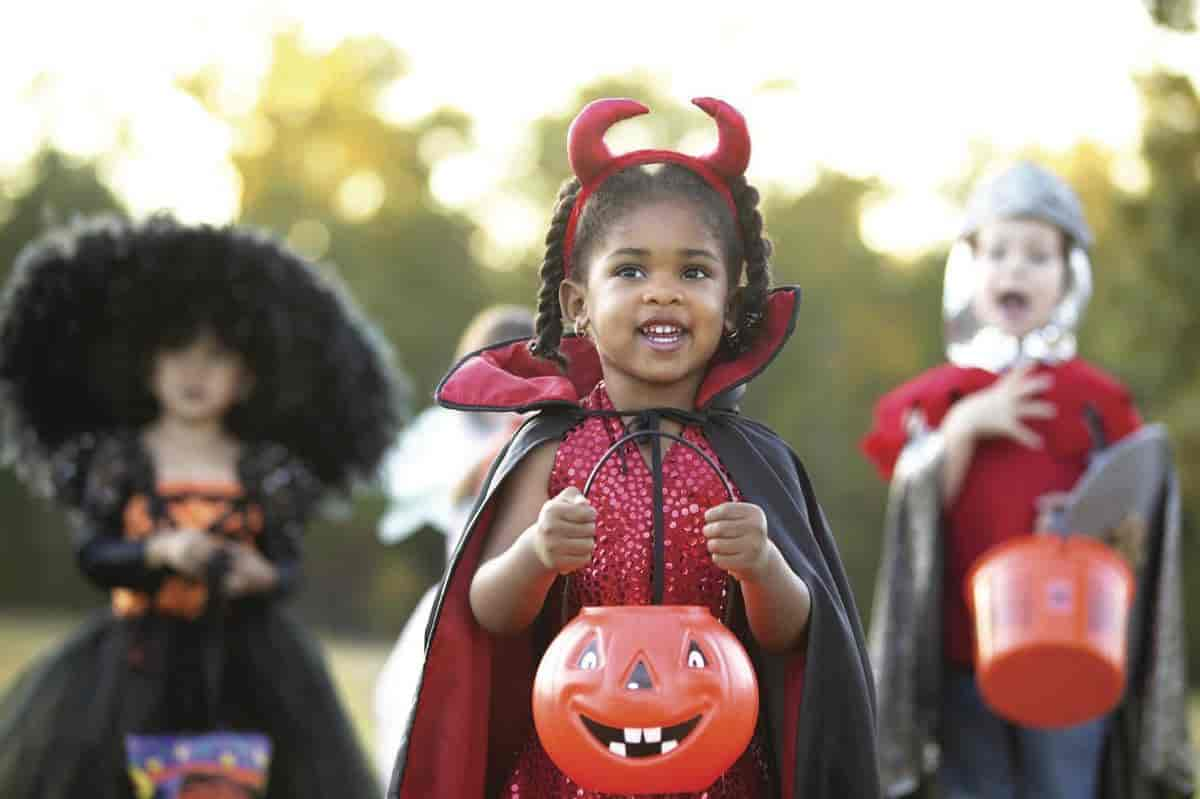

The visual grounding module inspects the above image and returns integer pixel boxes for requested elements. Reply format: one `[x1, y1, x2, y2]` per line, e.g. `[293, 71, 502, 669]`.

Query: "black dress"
[0, 434, 378, 798]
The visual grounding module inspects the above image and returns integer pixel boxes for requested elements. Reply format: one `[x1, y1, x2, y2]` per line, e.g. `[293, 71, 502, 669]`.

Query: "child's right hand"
[145, 528, 222, 577]
[944, 361, 1056, 449]
[531, 486, 596, 574]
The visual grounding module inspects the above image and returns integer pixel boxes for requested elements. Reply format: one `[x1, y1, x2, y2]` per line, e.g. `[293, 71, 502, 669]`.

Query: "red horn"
[693, 97, 750, 180]
[567, 98, 650, 185]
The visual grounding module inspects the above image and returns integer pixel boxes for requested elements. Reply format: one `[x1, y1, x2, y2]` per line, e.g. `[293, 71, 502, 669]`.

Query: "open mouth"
[639, 323, 686, 348]
[996, 290, 1030, 314]
[580, 715, 701, 758]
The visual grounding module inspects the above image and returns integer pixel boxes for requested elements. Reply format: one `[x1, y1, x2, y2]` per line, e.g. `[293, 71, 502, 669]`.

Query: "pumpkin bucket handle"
[560, 428, 737, 626]
[582, 429, 735, 502]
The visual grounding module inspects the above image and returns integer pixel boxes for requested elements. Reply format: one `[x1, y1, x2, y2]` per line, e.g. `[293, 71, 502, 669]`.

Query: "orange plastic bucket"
[966, 534, 1134, 728]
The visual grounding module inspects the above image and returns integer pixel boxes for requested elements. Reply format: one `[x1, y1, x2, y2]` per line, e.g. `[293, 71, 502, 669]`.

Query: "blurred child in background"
[0, 216, 404, 799]
[372, 304, 533, 787]
[863, 163, 1192, 798]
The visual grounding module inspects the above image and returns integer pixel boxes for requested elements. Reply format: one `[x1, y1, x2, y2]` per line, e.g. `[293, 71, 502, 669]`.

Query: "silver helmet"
[944, 161, 1093, 372]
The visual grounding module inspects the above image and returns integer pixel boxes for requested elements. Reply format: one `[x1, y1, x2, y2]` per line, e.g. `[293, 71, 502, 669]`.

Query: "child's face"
[561, 200, 732, 402]
[971, 217, 1067, 338]
[151, 331, 251, 425]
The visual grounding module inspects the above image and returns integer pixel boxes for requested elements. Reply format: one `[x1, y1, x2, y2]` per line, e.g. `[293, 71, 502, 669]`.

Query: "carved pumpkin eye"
[687, 641, 707, 669]
[578, 640, 600, 671]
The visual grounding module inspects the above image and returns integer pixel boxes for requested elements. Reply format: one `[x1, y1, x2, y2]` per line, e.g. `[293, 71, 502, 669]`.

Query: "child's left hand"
[703, 502, 773, 583]
[222, 543, 279, 598]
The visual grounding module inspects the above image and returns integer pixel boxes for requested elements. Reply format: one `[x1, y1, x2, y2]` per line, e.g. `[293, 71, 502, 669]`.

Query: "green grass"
[0, 609, 390, 755]
[323, 634, 392, 754]
[0, 612, 75, 687]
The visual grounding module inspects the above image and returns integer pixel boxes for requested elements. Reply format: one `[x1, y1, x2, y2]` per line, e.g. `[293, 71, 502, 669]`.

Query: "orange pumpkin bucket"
[966, 534, 1134, 728]
[533, 605, 758, 794]
[532, 429, 759, 793]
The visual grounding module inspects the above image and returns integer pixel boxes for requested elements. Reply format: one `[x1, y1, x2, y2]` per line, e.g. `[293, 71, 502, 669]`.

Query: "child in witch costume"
[863, 163, 1193, 797]
[0, 215, 404, 799]
[387, 98, 880, 799]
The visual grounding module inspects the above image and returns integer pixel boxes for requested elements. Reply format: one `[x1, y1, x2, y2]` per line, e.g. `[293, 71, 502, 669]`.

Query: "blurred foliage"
[0, 32, 1198, 674]
[501, 73, 697, 214]
[179, 32, 535, 633]
[182, 31, 529, 396]
[1145, 0, 1197, 29]
[0, 153, 131, 614]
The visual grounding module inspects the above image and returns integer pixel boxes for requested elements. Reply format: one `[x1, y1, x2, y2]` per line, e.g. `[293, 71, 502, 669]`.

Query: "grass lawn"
[0, 609, 390, 757]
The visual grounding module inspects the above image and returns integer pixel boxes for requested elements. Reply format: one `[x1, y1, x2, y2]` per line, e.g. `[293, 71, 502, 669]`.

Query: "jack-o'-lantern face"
[533, 605, 758, 794]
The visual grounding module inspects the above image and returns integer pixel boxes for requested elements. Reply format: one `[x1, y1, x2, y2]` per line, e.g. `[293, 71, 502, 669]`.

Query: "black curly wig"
[0, 214, 408, 497]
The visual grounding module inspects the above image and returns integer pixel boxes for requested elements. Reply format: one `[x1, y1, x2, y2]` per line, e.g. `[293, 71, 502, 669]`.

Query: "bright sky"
[0, 0, 1197, 260]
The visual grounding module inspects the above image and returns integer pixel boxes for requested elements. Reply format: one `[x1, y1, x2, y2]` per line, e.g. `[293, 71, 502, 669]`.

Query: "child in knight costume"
[0, 215, 404, 798]
[862, 162, 1194, 798]
[388, 98, 880, 799]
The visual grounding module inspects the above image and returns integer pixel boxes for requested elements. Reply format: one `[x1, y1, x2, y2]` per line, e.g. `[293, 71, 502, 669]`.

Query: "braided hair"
[530, 180, 582, 367]
[528, 163, 772, 367]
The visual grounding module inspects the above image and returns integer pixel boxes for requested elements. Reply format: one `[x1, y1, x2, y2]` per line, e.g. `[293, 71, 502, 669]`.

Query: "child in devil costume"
[387, 98, 880, 799]
[863, 163, 1193, 798]
[0, 215, 404, 798]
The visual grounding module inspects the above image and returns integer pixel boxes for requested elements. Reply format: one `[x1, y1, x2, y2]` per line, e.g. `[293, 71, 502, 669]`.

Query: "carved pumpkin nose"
[626, 660, 654, 691]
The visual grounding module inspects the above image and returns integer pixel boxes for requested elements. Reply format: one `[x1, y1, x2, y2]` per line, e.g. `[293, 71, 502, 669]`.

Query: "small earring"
[576, 317, 590, 337]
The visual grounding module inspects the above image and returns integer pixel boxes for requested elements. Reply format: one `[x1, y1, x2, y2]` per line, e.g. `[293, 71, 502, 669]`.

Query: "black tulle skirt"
[0, 604, 378, 798]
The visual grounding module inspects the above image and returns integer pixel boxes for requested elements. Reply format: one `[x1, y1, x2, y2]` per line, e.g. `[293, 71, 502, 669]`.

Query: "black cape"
[387, 287, 881, 798]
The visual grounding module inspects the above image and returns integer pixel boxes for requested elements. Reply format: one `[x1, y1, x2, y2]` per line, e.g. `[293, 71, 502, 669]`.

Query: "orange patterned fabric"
[113, 483, 264, 620]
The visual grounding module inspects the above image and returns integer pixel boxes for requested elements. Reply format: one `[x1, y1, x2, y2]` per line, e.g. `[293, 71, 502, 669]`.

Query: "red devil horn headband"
[562, 97, 751, 278]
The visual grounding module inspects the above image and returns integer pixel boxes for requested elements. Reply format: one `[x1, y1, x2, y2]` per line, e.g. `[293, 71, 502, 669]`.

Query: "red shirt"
[862, 359, 1141, 666]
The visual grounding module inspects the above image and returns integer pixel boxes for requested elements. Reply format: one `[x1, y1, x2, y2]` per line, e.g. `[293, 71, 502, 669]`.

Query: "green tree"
[748, 174, 945, 602]
[1145, 0, 1197, 29]
[1080, 71, 1200, 669]
[184, 32, 504, 397]
[181, 32, 531, 633]
[0, 150, 125, 611]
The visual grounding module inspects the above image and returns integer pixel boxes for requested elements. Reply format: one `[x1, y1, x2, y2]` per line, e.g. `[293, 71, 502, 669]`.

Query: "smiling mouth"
[639, 323, 686, 347]
[580, 715, 701, 758]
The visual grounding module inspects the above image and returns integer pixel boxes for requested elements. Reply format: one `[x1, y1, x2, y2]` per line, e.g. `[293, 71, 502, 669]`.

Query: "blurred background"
[0, 0, 1198, 756]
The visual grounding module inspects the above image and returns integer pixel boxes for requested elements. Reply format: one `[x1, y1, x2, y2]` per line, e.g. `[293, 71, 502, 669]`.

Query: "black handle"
[561, 427, 738, 624]
[582, 429, 735, 502]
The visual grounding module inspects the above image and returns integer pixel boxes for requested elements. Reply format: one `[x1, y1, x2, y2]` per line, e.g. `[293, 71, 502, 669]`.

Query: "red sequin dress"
[501, 385, 771, 799]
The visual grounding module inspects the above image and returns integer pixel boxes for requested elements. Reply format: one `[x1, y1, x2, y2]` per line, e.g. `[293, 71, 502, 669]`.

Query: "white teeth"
[661, 740, 678, 753]
[624, 728, 642, 743]
[609, 742, 627, 756]
[644, 727, 662, 743]
[642, 324, 681, 337]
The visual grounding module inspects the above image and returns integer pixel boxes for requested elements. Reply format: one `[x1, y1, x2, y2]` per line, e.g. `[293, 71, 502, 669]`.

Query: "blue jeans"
[938, 667, 1108, 799]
